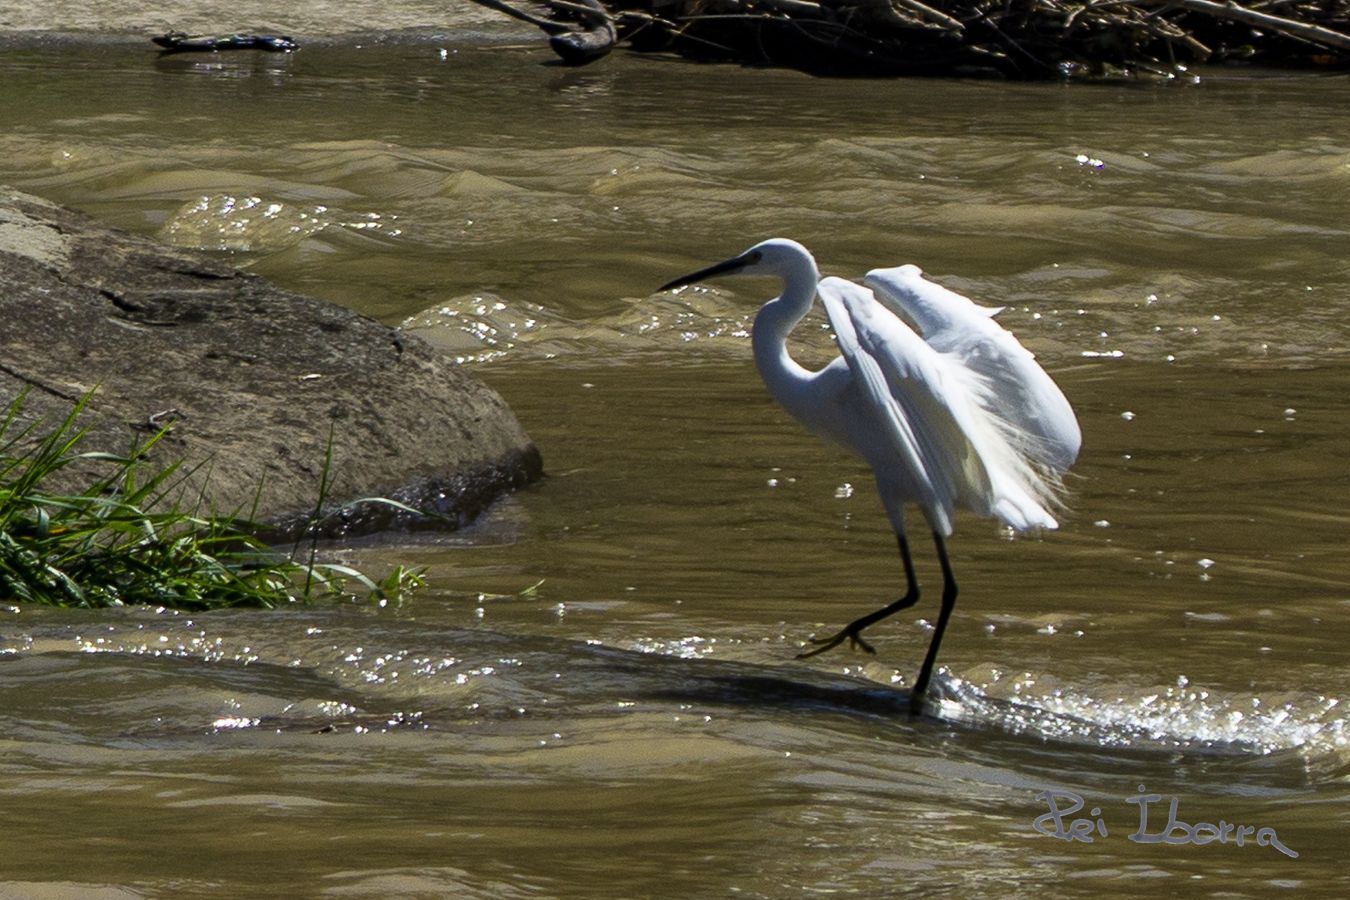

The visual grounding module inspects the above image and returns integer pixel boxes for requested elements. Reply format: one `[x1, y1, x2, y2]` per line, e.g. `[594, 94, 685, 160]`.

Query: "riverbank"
[0, 0, 529, 44]
[519, 0, 1350, 78]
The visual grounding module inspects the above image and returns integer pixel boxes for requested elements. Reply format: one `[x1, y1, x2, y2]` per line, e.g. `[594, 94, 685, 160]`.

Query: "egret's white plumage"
[659, 238, 1078, 715]
[863, 264, 1081, 473]
[814, 275, 1058, 538]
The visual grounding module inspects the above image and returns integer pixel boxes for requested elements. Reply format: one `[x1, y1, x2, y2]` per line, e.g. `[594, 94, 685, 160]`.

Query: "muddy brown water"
[1, 41, 1348, 896]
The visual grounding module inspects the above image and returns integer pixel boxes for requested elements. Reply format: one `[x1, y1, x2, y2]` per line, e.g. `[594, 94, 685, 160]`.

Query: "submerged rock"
[0, 186, 541, 540]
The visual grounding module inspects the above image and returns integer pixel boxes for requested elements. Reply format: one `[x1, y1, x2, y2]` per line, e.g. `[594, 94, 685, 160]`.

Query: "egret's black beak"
[659, 250, 760, 292]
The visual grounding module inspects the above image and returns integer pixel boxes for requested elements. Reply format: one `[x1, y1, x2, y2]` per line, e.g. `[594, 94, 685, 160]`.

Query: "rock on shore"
[0, 186, 541, 539]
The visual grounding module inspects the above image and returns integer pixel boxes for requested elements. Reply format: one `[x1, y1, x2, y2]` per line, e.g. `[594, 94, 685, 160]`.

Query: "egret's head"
[659, 238, 816, 292]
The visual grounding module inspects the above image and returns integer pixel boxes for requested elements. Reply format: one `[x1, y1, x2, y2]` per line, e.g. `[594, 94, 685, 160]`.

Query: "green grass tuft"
[0, 391, 424, 610]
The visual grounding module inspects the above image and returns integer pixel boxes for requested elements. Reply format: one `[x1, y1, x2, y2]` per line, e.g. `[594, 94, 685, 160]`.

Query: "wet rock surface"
[0, 187, 542, 539]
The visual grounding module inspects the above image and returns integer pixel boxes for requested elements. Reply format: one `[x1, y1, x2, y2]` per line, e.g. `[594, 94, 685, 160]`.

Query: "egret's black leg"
[797, 532, 920, 659]
[909, 531, 957, 716]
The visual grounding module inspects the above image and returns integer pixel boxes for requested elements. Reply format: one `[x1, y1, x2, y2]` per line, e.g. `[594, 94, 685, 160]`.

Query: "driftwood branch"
[1167, 0, 1350, 51]
[541, 0, 614, 25]
[467, 0, 569, 34]
[888, 0, 967, 33]
[467, 0, 617, 62]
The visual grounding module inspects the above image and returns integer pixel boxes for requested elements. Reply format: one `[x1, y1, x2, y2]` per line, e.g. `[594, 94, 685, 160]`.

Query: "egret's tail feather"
[942, 356, 1064, 532]
[991, 488, 1058, 532]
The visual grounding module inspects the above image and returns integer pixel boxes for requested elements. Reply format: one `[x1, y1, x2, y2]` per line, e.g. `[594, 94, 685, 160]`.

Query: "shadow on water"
[18, 626, 1336, 782]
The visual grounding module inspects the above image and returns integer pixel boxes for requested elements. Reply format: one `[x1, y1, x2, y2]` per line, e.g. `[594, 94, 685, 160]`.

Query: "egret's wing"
[864, 265, 1081, 472]
[817, 277, 1056, 535]
[861, 264, 1001, 335]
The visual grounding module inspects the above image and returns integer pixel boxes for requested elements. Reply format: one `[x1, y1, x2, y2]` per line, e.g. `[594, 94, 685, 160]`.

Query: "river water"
[1, 38, 1348, 897]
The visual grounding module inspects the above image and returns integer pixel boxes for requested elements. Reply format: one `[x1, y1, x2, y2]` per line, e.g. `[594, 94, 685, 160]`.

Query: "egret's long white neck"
[751, 251, 820, 400]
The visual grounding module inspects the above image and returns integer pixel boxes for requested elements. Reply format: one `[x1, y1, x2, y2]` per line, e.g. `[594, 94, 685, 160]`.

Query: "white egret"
[660, 239, 1077, 715]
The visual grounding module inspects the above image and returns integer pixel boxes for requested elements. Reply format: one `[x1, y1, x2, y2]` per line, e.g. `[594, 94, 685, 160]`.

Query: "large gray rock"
[0, 187, 541, 539]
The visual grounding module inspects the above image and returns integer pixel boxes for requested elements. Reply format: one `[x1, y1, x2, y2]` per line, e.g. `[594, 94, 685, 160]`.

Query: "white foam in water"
[938, 671, 1347, 756]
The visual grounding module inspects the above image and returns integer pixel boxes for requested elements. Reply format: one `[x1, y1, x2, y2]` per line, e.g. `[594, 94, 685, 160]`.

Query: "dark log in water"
[151, 32, 299, 54]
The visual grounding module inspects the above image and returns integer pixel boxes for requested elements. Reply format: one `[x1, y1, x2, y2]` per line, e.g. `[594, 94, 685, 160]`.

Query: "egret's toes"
[796, 631, 845, 659]
[796, 627, 874, 659]
[796, 637, 840, 660]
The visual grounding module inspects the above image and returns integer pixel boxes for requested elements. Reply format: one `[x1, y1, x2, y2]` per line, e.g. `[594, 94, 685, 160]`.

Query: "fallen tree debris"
[472, 0, 1350, 77]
